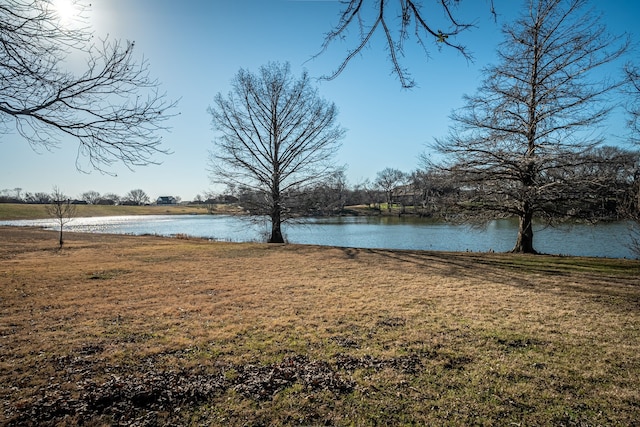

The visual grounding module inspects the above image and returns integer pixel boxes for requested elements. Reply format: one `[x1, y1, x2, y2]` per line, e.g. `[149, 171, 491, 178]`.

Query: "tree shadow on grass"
[340, 247, 640, 312]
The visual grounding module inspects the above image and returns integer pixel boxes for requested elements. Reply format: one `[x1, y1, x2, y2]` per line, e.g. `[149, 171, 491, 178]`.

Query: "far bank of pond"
[1, 214, 636, 259]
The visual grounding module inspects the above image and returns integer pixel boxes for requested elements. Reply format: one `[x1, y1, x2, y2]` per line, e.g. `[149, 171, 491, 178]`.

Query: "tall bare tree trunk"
[269, 210, 284, 243]
[512, 204, 536, 253]
[269, 187, 285, 243]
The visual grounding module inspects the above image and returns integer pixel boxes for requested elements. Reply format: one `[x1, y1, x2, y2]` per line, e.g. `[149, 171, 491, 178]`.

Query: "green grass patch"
[0, 203, 49, 220]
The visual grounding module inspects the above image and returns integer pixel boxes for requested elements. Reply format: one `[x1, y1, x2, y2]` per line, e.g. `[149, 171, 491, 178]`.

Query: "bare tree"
[625, 65, 640, 145]
[0, 0, 177, 171]
[556, 147, 638, 220]
[409, 168, 458, 216]
[25, 192, 52, 204]
[315, 0, 496, 88]
[624, 65, 640, 256]
[375, 168, 406, 212]
[208, 62, 345, 243]
[433, 0, 628, 254]
[0, 188, 23, 203]
[13, 188, 23, 201]
[292, 169, 349, 216]
[80, 190, 101, 204]
[123, 189, 150, 205]
[45, 186, 77, 248]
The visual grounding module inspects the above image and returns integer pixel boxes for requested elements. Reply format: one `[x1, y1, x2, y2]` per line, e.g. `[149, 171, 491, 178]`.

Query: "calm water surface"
[2, 215, 636, 258]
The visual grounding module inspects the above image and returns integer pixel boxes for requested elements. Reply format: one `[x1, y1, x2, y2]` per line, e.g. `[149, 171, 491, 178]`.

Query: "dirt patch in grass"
[1, 226, 639, 425]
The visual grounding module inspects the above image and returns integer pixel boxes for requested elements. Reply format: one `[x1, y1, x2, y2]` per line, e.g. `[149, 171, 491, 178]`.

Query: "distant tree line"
[200, 144, 640, 223]
[0, 188, 163, 206]
[4, 144, 638, 223]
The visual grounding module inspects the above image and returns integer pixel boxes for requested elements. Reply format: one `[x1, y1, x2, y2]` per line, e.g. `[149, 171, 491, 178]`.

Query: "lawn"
[0, 226, 638, 425]
[0, 203, 247, 220]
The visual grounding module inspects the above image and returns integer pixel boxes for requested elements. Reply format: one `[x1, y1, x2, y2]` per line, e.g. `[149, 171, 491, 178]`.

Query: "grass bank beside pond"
[1, 226, 638, 425]
[0, 203, 245, 220]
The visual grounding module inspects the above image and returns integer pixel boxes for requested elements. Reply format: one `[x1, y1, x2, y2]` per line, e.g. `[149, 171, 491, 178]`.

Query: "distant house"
[156, 196, 177, 205]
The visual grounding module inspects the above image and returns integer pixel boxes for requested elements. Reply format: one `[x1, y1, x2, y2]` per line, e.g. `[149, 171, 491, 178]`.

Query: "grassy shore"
[1, 226, 638, 425]
[0, 203, 245, 220]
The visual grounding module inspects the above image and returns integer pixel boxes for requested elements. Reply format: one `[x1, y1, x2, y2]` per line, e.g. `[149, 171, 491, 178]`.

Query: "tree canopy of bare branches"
[625, 65, 640, 146]
[375, 167, 406, 211]
[0, 0, 177, 171]
[208, 62, 345, 243]
[80, 190, 101, 205]
[315, 0, 492, 88]
[433, 0, 628, 254]
[623, 64, 640, 255]
[123, 189, 150, 206]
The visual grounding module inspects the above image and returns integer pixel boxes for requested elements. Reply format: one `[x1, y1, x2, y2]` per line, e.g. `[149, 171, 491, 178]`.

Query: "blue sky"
[2, 0, 638, 201]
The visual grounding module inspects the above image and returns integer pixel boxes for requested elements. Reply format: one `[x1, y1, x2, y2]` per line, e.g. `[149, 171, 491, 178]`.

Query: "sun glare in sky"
[52, 0, 77, 22]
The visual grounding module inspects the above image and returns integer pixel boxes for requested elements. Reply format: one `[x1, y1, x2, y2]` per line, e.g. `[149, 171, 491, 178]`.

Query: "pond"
[2, 214, 637, 259]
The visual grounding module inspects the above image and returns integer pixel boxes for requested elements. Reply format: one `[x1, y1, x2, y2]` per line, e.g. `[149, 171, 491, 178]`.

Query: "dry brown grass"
[1, 226, 639, 426]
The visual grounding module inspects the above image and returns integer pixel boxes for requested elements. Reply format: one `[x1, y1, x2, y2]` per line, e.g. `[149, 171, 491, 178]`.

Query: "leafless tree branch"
[0, 0, 178, 172]
[311, 0, 482, 88]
